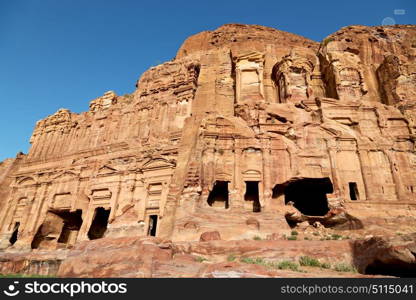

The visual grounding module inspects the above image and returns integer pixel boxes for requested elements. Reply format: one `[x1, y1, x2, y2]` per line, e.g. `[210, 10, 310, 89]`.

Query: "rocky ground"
[0, 23, 415, 279]
[0, 230, 415, 278]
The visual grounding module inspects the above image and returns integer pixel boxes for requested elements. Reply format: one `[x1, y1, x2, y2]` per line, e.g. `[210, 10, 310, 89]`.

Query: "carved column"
[385, 150, 405, 202]
[232, 145, 243, 210]
[159, 180, 170, 218]
[135, 179, 147, 223]
[23, 183, 49, 245]
[261, 138, 272, 211]
[108, 181, 121, 223]
[327, 145, 343, 199]
[77, 196, 95, 242]
[235, 66, 242, 104]
[358, 149, 373, 201]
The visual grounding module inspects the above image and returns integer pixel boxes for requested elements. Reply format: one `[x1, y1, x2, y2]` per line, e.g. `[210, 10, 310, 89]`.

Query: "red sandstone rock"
[353, 234, 416, 276]
[200, 231, 221, 241]
[0, 236, 393, 277]
[0, 23, 415, 277]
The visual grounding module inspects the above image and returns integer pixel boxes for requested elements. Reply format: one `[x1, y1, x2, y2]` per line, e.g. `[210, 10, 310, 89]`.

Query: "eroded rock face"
[200, 231, 221, 241]
[353, 234, 416, 277]
[0, 24, 415, 277]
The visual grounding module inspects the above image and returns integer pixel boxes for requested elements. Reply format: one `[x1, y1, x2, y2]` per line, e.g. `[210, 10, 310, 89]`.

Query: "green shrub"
[299, 256, 321, 267]
[240, 257, 253, 264]
[313, 232, 320, 236]
[253, 235, 262, 241]
[331, 234, 343, 240]
[320, 262, 331, 269]
[287, 235, 297, 240]
[291, 230, 298, 236]
[240, 257, 265, 265]
[277, 261, 300, 272]
[334, 263, 357, 273]
[195, 256, 208, 263]
[227, 254, 237, 262]
[240, 257, 302, 272]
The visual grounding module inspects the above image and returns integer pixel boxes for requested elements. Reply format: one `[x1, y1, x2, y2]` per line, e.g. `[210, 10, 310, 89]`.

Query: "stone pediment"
[242, 170, 261, 181]
[215, 172, 232, 181]
[97, 165, 118, 176]
[142, 158, 175, 171]
[16, 176, 36, 186]
[51, 171, 78, 182]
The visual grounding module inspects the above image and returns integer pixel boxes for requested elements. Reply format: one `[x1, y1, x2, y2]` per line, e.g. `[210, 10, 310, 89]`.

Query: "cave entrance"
[88, 207, 110, 240]
[55, 210, 83, 246]
[349, 182, 359, 200]
[9, 222, 20, 245]
[207, 181, 229, 209]
[31, 209, 83, 249]
[284, 177, 332, 216]
[272, 184, 285, 199]
[244, 181, 261, 212]
[147, 215, 158, 237]
[31, 225, 44, 249]
[365, 260, 416, 278]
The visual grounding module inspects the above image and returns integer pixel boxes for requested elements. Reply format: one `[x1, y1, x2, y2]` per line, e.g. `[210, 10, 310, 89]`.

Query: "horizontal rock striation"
[0, 23, 415, 277]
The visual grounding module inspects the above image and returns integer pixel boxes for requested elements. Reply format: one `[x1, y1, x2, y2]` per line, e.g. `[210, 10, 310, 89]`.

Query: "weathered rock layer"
[0, 24, 415, 277]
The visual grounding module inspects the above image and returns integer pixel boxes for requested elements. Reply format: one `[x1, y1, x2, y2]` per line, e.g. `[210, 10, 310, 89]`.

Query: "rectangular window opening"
[244, 181, 261, 212]
[349, 182, 359, 200]
[148, 215, 158, 237]
[88, 207, 110, 240]
[9, 222, 20, 245]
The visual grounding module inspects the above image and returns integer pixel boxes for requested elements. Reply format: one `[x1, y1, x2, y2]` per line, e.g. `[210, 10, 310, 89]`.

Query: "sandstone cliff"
[0, 24, 415, 277]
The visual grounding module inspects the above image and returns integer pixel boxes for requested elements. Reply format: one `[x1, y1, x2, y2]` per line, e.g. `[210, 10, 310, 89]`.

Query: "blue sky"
[0, 0, 414, 161]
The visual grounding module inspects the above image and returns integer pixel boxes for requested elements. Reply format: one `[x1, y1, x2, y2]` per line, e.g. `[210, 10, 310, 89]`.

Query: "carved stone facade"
[0, 24, 415, 251]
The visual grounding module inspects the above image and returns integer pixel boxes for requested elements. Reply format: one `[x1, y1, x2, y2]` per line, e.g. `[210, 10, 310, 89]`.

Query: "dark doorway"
[284, 177, 332, 216]
[147, 215, 158, 237]
[272, 184, 285, 199]
[244, 181, 261, 212]
[365, 260, 416, 278]
[207, 181, 229, 209]
[31, 225, 44, 249]
[31, 210, 83, 249]
[56, 210, 83, 244]
[88, 207, 110, 240]
[9, 222, 20, 245]
[349, 182, 359, 200]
